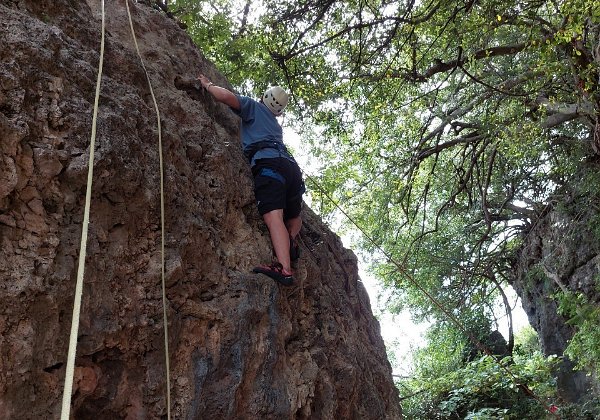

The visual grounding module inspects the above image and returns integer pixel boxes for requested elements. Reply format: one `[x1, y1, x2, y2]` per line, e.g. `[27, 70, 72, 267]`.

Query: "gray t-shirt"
[232, 95, 293, 166]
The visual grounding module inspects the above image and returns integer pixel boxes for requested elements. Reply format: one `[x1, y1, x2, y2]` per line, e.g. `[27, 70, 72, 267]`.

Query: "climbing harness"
[257, 167, 286, 184]
[244, 139, 293, 163]
[302, 170, 560, 417]
[60, 0, 105, 418]
[61, 1, 171, 419]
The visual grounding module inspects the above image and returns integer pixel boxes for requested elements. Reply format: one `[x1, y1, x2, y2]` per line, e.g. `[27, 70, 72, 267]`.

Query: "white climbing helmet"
[262, 86, 289, 116]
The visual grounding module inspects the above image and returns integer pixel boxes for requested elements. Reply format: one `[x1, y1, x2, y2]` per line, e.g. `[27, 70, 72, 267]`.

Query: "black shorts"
[252, 158, 305, 219]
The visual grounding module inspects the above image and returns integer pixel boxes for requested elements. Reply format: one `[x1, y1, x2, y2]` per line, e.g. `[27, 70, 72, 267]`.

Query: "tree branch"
[235, 0, 252, 38]
[416, 132, 484, 161]
[488, 271, 514, 355]
[394, 35, 555, 82]
[535, 97, 596, 128]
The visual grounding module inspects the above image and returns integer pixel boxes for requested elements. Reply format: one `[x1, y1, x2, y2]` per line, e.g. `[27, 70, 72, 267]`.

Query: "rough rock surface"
[0, 1, 402, 418]
[512, 182, 600, 403]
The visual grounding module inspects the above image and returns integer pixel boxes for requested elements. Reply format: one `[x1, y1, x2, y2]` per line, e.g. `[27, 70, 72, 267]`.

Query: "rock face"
[512, 176, 600, 403]
[0, 1, 401, 419]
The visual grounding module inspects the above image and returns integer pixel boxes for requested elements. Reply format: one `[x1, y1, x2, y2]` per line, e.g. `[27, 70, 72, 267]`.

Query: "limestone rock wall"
[512, 178, 600, 403]
[0, 1, 402, 418]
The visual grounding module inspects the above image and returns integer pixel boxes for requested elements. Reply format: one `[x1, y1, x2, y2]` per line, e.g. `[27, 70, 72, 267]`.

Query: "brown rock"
[0, 155, 18, 199]
[0, 1, 402, 419]
[33, 147, 63, 179]
[74, 366, 99, 395]
[0, 214, 16, 227]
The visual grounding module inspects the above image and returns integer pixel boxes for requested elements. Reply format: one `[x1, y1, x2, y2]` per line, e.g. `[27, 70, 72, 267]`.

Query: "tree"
[164, 0, 600, 412]
[258, 0, 600, 350]
[399, 326, 561, 419]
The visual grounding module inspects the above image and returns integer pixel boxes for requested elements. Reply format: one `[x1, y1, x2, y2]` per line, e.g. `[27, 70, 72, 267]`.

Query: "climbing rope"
[60, 0, 105, 418]
[55, 0, 552, 417]
[60, 2, 171, 418]
[124, 1, 171, 418]
[302, 170, 559, 417]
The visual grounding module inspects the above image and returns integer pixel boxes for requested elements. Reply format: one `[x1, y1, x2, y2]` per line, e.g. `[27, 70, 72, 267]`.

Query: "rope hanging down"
[302, 171, 559, 417]
[125, 1, 171, 418]
[60, 0, 105, 418]
[61, 2, 171, 418]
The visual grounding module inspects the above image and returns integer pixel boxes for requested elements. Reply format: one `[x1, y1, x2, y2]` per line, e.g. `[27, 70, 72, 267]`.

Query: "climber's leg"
[283, 171, 304, 264]
[252, 164, 293, 275]
[285, 216, 302, 239]
[262, 209, 292, 273]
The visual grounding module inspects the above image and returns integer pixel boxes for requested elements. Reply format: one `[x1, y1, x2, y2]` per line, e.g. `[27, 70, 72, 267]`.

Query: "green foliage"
[513, 326, 541, 357]
[464, 408, 509, 420]
[170, 0, 287, 95]
[555, 291, 600, 376]
[524, 265, 552, 291]
[400, 327, 560, 419]
[563, 169, 600, 243]
[557, 396, 600, 420]
[412, 323, 467, 378]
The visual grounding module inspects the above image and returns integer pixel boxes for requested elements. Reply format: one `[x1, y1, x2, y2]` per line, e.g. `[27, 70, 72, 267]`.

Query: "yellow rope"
[60, 1, 105, 418]
[124, 1, 171, 418]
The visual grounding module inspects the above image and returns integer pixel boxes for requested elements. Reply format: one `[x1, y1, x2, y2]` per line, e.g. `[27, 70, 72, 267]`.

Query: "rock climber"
[197, 74, 305, 286]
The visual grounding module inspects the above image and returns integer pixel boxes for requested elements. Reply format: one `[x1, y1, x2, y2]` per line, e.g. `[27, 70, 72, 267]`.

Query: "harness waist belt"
[244, 140, 292, 163]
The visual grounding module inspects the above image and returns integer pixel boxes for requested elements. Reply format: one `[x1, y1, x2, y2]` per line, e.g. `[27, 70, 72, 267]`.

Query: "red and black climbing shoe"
[253, 262, 294, 286]
[289, 236, 300, 264]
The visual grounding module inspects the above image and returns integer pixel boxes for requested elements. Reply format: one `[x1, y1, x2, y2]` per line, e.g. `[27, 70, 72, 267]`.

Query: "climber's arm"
[197, 74, 240, 110]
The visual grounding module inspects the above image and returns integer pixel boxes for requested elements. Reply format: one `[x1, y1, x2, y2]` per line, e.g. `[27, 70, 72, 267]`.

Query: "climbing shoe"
[253, 262, 294, 286]
[289, 236, 300, 263]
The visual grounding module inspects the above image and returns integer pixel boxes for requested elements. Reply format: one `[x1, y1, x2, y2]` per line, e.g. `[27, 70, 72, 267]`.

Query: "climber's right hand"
[197, 74, 212, 90]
